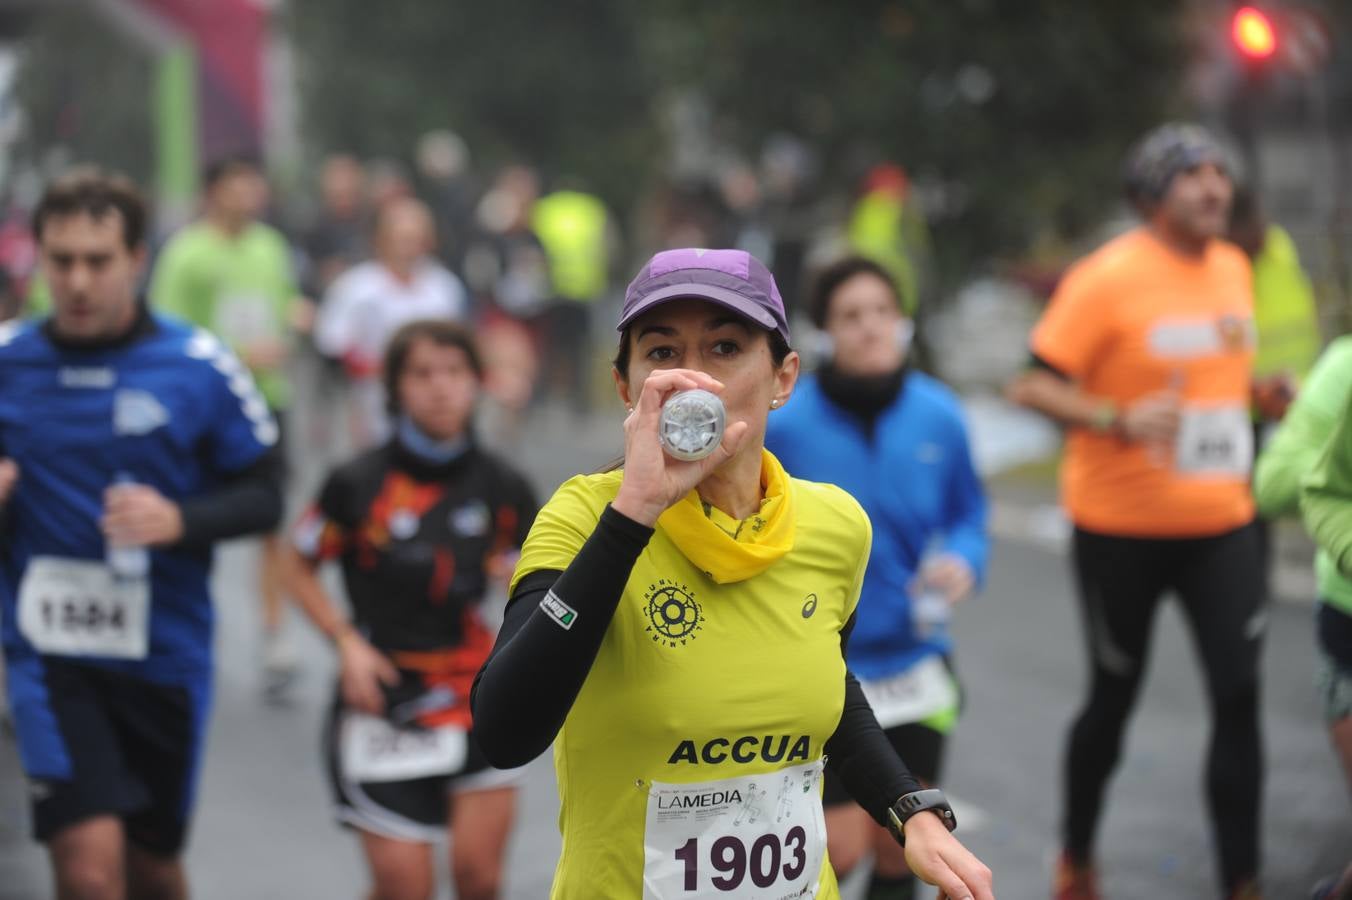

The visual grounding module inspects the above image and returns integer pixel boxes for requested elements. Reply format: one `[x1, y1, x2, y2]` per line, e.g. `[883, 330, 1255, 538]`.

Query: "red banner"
[131, 0, 267, 160]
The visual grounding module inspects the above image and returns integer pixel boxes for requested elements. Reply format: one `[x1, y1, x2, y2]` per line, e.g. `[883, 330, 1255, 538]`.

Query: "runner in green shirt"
[1255, 338, 1352, 610]
[150, 155, 303, 700]
[1253, 337, 1352, 899]
[151, 157, 299, 409]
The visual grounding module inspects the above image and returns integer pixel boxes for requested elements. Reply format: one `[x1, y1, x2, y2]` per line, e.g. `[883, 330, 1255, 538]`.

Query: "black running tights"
[1063, 522, 1265, 892]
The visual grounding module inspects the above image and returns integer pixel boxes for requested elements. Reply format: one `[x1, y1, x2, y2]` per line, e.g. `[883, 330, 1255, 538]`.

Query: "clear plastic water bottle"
[659, 389, 726, 461]
[106, 472, 150, 580]
[911, 539, 950, 640]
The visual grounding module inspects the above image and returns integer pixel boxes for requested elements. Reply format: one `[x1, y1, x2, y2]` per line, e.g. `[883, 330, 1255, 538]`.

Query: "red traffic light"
[1233, 7, 1277, 60]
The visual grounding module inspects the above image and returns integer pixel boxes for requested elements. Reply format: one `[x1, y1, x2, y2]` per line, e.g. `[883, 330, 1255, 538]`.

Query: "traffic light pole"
[1227, 62, 1266, 189]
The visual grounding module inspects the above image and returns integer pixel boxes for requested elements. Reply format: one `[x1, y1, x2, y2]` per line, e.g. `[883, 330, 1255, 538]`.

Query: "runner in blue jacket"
[766, 255, 988, 900]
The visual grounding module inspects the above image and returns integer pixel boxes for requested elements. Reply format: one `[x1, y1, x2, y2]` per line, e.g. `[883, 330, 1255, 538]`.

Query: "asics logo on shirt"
[801, 594, 818, 618]
[667, 734, 812, 766]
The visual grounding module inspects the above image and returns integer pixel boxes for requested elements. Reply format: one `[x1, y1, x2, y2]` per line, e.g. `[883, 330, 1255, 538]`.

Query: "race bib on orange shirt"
[1175, 404, 1252, 478]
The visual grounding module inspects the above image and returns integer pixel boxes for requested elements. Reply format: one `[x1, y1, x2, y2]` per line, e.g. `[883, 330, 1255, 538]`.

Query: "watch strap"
[886, 788, 957, 846]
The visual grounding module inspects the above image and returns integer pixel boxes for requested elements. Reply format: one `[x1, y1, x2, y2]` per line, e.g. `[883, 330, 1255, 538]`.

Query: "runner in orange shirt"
[1008, 123, 1264, 900]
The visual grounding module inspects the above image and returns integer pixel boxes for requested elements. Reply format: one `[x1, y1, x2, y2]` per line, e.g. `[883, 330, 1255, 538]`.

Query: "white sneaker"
[262, 631, 300, 704]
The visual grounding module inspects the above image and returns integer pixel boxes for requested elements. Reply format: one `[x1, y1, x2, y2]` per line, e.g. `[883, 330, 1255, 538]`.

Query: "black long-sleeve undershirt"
[176, 449, 285, 546]
[828, 650, 925, 825]
[471, 504, 650, 767]
[470, 503, 922, 827]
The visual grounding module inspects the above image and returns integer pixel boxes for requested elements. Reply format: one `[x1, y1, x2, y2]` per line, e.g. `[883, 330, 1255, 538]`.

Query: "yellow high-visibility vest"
[1252, 224, 1321, 381]
[846, 189, 925, 315]
[531, 191, 608, 302]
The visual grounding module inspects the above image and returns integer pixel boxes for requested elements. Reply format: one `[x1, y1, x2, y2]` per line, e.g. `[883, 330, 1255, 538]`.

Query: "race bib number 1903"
[17, 557, 149, 659]
[643, 758, 826, 899]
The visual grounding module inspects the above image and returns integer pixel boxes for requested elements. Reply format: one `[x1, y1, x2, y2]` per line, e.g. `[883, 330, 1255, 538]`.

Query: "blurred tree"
[12, 6, 156, 188]
[638, 0, 1189, 282]
[287, 0, 656, 215]
[290, 0, 1188, 284]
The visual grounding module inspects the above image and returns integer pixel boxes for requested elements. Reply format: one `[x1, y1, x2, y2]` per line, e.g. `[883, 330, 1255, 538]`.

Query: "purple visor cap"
[618, 248, 791, 344]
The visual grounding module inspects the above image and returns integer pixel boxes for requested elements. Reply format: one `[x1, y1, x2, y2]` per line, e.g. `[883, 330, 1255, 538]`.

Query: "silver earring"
[770, 399, 780, 409]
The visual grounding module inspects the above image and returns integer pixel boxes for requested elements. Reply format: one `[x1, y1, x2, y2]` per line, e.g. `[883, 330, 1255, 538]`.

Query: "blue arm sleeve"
[940, 416, 989, 585]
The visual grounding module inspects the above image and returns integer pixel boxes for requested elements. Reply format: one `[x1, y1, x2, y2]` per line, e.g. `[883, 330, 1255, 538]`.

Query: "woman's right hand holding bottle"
[612, 368, 749, 527]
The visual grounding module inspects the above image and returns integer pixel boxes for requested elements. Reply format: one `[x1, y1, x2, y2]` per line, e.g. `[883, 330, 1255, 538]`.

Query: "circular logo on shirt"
[644, 580, 703, 648]
[801, 594, 818, 619]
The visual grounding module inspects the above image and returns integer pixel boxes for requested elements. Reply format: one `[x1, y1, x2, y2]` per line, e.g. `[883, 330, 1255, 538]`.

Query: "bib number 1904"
[674, 827, 808, 892]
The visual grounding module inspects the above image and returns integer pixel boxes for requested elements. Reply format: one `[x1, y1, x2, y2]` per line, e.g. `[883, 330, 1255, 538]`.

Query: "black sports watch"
[886, 788, 957, 846]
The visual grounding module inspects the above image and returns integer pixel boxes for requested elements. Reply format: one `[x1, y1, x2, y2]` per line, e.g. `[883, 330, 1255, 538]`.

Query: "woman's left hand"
[914, 554, 975, 605]
[902, 811, 995, 900]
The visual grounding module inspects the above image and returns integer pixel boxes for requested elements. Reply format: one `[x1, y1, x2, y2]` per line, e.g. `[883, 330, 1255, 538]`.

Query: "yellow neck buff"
[657, 449, 797, 584]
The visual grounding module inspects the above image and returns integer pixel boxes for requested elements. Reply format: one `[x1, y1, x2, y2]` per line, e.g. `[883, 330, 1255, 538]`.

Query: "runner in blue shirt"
[0, 169, 282, 900]
[766, 255, 988, 900]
